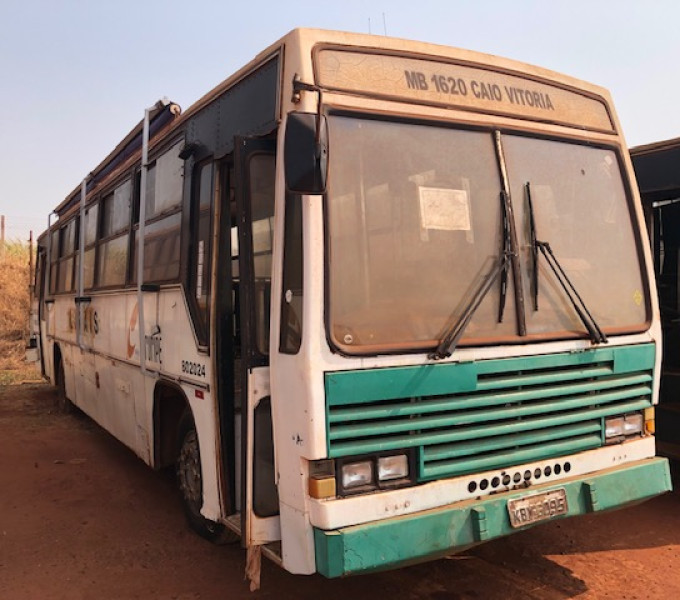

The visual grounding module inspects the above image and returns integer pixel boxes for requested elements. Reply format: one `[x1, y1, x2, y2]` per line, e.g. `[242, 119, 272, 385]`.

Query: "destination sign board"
[316, 49, 614, 133]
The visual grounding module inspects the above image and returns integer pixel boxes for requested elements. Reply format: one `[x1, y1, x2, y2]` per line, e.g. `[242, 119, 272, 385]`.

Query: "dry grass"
[0, 361, 41, 385]
[0, 241, 39, 382]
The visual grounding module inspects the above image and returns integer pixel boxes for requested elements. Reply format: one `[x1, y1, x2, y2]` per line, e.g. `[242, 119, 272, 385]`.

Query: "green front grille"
[324, 344, 655, 482]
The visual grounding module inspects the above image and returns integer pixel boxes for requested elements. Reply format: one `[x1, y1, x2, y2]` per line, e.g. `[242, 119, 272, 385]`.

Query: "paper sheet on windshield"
[419, 187, 471, 231]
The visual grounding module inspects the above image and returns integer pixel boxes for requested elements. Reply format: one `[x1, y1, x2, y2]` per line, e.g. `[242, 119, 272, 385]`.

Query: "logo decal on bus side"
[145, 330, 162, 365]
[67, 307, 99, 335]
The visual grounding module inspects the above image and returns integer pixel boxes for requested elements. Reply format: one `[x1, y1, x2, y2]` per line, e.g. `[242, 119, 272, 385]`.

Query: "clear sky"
[1, 0, 678, 241]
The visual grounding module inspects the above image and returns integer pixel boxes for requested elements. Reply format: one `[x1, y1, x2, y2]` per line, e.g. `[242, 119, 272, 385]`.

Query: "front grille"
[325, 344, 654, 482]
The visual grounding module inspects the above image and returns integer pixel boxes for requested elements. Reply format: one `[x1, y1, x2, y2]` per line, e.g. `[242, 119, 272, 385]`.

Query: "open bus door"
[233, 137, 280, 570]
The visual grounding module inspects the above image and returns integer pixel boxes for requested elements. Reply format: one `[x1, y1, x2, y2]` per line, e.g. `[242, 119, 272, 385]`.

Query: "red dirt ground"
[1, 382, 679, 599]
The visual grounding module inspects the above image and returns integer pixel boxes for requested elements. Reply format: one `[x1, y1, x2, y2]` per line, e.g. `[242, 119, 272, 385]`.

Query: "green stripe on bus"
[324, 344, 655, 406]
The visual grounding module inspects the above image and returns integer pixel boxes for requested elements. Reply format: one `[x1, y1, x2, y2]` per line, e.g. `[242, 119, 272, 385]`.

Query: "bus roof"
[51, 28, 616, 223]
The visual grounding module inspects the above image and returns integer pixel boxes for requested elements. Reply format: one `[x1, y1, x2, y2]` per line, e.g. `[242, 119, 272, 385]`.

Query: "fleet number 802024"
[181, 361, 206, 378]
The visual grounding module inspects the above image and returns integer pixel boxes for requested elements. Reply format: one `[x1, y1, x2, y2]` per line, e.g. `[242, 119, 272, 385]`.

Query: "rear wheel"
[176, 411, 238, 544]
[55, 358, 73, 414]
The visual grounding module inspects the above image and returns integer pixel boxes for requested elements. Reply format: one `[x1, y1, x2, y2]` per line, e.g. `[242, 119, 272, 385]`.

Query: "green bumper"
[314, 457, 671, 578]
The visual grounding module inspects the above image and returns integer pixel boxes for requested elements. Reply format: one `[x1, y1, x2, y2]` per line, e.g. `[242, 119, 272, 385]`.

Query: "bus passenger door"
[234, 137, 280, 549]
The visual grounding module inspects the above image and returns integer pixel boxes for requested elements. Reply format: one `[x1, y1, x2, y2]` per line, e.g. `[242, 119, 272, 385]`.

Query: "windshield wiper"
[526, 182, 539, 311]
[429, 252, 511, 360]
[525, 182, 607, 344]
[498, 191, 512, 323]
[430, 191, 512, 360]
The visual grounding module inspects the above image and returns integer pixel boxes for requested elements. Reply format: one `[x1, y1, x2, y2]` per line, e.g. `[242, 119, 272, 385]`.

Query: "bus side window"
[57, 218, 78, 293]
[279, 193, 303, 354]
[82, 202, 98, 289]
[130, 140, 183, 284]
[189, 161, 214, 345]
[98, 181, 131, 288]
[49, 228, 59, 295]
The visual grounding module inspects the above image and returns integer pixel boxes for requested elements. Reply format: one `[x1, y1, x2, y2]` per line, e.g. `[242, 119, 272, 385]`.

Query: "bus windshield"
[326, 116, 648, 354]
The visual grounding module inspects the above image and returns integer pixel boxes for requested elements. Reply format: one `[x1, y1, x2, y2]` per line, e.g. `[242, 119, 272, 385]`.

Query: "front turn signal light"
[309, 475, 336, 499]
[645, 407, 655, 434]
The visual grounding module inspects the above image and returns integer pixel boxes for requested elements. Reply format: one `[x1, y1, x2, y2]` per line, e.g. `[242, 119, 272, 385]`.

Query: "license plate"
[507, 488, 568, 528]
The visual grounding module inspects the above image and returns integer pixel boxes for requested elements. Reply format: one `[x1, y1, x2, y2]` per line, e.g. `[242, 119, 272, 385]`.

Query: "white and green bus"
[35, 28, 671, 581]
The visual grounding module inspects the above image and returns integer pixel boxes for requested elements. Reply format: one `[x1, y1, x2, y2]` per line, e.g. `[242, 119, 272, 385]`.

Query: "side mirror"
[284, 112, 328, 194]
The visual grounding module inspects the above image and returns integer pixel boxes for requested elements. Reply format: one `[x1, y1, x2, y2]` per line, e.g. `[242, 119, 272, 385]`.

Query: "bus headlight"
[341, 461, 374, 490]
[605, 413, 644, 444]
[335, 452, 415, 496]
[605, 416, 625, 439]
[623, 413, 644, 435]
[378, 454, 409, 482]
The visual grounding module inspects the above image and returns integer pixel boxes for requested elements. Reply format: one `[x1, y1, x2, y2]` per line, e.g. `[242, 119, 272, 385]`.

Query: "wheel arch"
[52, 343, 63, 386]
[153, 380, 191, 469]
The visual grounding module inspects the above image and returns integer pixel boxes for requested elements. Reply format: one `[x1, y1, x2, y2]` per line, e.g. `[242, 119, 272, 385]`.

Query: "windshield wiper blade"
[498, 191, 511, 323]
[430, 192, 512, 360]
[525, 182, 607, 344]
[429, 252, 512, 360]
[526, 183, 539, 311]
[536, 242, 607, 343]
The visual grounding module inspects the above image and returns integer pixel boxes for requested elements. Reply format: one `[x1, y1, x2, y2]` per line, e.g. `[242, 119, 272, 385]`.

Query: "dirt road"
[1, 382, 679, 600]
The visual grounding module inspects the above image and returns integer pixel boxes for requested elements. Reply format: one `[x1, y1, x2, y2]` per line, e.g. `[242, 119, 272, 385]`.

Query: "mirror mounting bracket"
[292, 75, 325, 147]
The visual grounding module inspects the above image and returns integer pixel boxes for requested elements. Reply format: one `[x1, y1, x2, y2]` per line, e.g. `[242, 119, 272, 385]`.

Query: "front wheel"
[176, 412, 238, 544]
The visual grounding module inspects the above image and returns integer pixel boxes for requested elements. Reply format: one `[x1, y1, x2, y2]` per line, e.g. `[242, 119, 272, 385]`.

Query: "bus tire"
[176, 411, 239, 544]
[55, 358, 74, 414]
